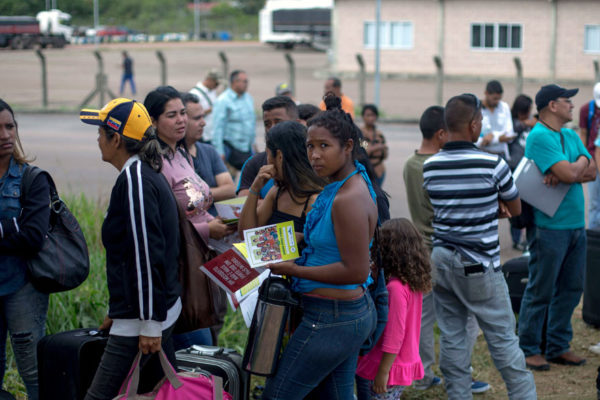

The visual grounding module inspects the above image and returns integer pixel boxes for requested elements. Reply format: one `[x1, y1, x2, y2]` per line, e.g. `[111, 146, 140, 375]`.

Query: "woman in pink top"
[144, 86, 234, 242]
[356, 218, 432, 399]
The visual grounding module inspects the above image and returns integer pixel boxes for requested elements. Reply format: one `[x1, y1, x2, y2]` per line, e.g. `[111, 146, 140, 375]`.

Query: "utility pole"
[193, 0, 200, 40]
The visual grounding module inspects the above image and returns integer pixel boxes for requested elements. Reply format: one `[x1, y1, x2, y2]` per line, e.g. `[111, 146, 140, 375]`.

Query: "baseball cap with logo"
[80, 98, 152, 141]
[535, 84, 579, 112]
[276, 83, 292, 96]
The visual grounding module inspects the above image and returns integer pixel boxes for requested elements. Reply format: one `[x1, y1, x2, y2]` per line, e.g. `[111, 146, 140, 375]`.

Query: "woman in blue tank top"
[238, 121, 325, 240]
[262, 95, 378, 400]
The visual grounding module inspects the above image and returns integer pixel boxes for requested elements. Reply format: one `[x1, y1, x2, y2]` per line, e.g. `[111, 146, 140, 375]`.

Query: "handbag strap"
[20, 165, 61, 211]
[121, 350, 183, 399]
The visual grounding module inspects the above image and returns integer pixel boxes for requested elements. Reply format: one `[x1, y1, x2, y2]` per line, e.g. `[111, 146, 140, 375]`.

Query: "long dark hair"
[0, 99, 32, 165]
[266, 121, 325, 202]
[103, 125, 163, 172]
[143, 86, 187, 156]
[374, 218, 431, 293]
[308, 93, 361, 160]
[511, 94, 533, 120]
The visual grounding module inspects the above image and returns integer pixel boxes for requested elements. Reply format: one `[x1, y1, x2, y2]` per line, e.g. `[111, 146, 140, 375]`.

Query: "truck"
[259, 0, 333, 50]
[0, 9, 73, 50]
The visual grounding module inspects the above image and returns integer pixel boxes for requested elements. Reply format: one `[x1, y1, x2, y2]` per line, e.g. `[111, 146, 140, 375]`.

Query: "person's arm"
[237, 166, 276, 236]
[549, 156, 592, 183]
[372, 352, 396, 394]
[211, 97, 227, 156]
[496, 159, 521, 217]
[211, 172, 235, 201]
[237, 155, 259, 196]
[269, 186, 375, 284]
[498, 103, 515, 142]
[0, 173, 50, 255]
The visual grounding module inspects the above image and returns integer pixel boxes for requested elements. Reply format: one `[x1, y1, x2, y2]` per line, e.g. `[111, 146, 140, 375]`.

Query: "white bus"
[259, 0, 333, 50]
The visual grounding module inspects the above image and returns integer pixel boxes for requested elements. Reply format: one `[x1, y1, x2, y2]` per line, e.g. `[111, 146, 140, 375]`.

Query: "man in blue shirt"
[518, 84, 597, 371]
[211, 70, 256, 172]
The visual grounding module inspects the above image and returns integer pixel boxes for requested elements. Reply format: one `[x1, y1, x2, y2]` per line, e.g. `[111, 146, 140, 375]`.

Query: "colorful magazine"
[214, 196, 246, 224]
[243, 221, 299, 268]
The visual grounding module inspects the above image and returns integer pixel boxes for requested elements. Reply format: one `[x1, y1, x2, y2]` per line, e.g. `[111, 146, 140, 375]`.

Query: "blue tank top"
[292, 161, 377, 293]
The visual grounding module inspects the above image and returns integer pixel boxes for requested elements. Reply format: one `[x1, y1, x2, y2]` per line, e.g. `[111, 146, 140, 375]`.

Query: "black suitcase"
[176, 345, 250, 400]
[502, 255, 529, 314]
[37, 328, 108, 400]
[583, 229, 600, 327]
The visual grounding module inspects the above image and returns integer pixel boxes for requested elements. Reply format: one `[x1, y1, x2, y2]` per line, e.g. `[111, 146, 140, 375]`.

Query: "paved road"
[17, 112, 522, 261]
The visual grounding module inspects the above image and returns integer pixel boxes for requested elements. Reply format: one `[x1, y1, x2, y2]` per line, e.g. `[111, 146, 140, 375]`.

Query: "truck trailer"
[0, 9, 72, 50]
[259, 0, 333, 50]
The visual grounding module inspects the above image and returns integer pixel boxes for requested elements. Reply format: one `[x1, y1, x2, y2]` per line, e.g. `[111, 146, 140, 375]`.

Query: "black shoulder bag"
[20, 166, 90, 293]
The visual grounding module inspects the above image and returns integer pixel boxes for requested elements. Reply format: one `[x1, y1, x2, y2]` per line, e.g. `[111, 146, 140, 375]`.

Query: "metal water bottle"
[242, 276, 298, 376]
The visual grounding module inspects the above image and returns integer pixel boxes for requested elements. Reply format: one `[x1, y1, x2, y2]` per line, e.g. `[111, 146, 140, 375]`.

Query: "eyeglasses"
[553, 98, 573, 105]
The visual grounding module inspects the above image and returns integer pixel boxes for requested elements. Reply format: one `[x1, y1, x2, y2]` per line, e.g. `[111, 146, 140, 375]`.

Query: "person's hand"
[99, 315, 113, 331]
[251, 165, 276, 193]
[266, 261, 298, 276]
[543, 171, 560, 187]
[209, 217, 235, 239]
[481, 132, 494, 146]
[139, 335, 161, 354]
[372, 369, 389, 394]
[498, 200, 512, 219]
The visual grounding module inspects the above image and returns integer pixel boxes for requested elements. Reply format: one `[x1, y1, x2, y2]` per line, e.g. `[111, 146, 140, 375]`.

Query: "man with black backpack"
[578, 82, 600, 230]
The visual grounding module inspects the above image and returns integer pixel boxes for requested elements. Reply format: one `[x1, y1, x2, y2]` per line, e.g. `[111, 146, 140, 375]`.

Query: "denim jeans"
[518, 227, 586, 359]
[263, 292, 375, 400]
[588, 174, 600, 230]
[119, 74, 136, 95]
[172, 328, 213, 351]
[431, 246, 536, 400]
[84, 325, 176, 400]
[0, 282, 48, 400]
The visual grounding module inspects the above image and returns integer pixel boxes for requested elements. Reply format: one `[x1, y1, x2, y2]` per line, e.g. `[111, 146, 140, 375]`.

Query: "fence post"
[434, 55, 443, 106]
[284, 53, 296, 98]
[35, 49, 48, 108]
[356, 54, 366, 107]
[219, 51, 229, 88]
[80, 50, 116, 108]
[594, 60, 599, 83]
[156, 50, 167, 86]
[514, 57, 523, 96]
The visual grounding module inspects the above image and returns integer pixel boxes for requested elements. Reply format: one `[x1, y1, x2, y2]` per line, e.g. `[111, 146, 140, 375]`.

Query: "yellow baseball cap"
[80, 98, 152, 141]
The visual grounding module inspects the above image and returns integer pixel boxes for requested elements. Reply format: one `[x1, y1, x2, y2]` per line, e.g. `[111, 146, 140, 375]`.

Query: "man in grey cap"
[190, 70, 220, 143]
[518, 84, 597, 371]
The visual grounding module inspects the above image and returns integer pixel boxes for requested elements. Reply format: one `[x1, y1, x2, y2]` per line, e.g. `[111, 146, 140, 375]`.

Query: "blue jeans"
[588, 173, 600, 230]
[263, 292, 375, 400]
[518, 227, 586, 359]
[0, 282, 49, 400]
[119, 73, 136, 95]
[172, 328, 213, 351]
[431, 247, 536, 400]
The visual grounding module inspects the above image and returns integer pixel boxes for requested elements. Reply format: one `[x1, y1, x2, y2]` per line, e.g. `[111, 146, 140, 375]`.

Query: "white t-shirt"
[477, 100, 515, 159]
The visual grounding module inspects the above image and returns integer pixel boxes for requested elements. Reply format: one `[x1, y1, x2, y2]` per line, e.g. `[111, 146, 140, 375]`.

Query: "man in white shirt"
[190, 70, 220, 143]
[477, 80, 515, 160]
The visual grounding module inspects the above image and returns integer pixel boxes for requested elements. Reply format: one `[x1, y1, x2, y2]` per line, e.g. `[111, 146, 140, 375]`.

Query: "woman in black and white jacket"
[80, 98, 181, 400]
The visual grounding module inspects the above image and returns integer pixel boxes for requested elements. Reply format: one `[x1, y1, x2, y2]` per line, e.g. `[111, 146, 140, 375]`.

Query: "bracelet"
[248, 188, 259, 197]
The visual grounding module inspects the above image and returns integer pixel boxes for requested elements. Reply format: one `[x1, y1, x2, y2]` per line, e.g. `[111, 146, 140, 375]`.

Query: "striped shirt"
[423, 141, 518, 268]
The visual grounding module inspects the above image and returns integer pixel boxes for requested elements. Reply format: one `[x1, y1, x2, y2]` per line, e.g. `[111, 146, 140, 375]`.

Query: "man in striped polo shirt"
[423, 94, 536, 399]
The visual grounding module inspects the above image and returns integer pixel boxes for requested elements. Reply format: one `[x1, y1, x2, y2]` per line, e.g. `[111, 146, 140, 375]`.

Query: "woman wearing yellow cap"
[80, 98, 181, 400]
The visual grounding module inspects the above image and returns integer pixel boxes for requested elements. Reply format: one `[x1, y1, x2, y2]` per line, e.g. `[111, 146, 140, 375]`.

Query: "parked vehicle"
[259, 0, 332, 50]
[0, 9, 72, 50]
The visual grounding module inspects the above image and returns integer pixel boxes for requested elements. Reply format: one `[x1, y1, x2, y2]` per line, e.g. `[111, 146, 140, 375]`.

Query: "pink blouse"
[161, 149, 214, 241]
[356, 277, 424, 386]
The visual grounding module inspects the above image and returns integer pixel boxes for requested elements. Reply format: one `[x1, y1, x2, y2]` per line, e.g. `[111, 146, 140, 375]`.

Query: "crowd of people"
[0, 69, 598, 400]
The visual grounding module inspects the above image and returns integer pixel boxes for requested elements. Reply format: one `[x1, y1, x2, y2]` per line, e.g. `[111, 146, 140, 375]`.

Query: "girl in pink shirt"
[356, 218, 432, 399]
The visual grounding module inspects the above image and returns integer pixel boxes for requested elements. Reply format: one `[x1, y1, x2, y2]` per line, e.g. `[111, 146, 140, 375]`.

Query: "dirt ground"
[0, 41, 597, 120]
[2, 41, 599, 399]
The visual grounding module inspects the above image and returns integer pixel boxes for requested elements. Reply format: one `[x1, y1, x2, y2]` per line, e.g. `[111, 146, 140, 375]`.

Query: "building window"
[471, 23, 522, 50]
[363, 21, 413, 49]
[585, 25, 600, 53]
